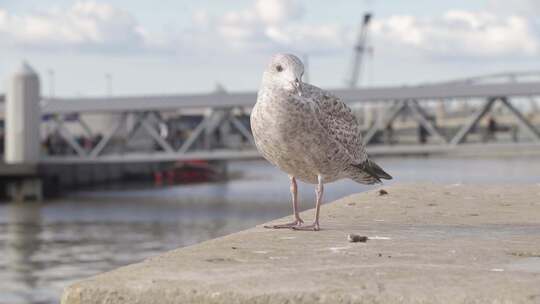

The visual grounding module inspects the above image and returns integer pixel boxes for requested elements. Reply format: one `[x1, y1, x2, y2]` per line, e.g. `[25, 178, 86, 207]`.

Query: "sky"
[1, 0, 539, 97]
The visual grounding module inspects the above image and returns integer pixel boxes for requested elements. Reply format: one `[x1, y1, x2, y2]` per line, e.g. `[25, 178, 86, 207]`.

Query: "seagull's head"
[263, 53, 304, 96]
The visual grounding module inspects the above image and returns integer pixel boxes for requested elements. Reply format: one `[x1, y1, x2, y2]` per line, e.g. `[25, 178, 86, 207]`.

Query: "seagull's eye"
[275, 65, 283, 72]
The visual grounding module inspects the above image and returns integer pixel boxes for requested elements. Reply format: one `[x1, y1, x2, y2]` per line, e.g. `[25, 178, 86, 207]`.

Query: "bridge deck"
[0, 163, 37, 177]
[24, 80, 540, 114]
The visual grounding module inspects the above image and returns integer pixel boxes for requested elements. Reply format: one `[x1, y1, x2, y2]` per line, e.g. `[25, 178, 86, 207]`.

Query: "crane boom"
[347, 13, 372, 88]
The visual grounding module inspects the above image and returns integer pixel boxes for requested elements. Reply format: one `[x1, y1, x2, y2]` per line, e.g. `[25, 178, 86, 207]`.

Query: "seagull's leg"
[293, 175, 323, 231]
[289, 176, 304, 224]
[264, 176, 304, 229]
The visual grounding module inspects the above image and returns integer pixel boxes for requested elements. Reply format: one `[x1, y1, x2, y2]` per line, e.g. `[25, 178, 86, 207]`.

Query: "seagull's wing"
[303, 83, 368, 165]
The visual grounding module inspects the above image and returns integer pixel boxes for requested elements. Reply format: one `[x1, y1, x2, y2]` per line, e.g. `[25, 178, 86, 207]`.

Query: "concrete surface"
[61, 184, 540, 304]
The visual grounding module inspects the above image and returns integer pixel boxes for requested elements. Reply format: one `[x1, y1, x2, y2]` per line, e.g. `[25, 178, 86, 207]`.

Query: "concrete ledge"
[62, 184, 540, 304]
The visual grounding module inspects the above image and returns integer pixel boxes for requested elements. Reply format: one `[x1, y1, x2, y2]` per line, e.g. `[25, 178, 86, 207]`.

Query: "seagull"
[251, 53, 392, 231]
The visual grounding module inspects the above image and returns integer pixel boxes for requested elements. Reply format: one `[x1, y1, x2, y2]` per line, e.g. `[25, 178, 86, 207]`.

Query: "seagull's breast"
[251, 89, 349, 184]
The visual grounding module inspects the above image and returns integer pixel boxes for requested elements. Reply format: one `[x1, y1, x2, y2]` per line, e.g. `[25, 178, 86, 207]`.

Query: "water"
[1, 156, 539, 304]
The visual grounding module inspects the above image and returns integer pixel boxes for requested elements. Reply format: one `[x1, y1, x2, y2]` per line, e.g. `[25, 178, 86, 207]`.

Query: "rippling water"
[1, 156, 539, 304]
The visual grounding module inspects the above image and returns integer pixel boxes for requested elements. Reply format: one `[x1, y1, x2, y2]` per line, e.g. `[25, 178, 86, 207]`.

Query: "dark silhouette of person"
[418, 124, 428, 144]
[485, 116, 497, 142]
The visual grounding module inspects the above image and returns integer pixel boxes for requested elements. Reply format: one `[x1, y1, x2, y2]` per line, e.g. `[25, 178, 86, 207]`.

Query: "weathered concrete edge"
[60, 183, 540, 304]
[59, 190, 372, 304]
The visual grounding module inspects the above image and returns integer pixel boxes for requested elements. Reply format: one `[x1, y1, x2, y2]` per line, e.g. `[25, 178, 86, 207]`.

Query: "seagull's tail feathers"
[349, 159, 392, 185]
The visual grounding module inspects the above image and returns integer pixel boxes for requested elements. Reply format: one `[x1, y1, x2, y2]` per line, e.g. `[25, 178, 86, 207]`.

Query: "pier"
[2, 63, 540, 199]
[61, 183, 540, 304]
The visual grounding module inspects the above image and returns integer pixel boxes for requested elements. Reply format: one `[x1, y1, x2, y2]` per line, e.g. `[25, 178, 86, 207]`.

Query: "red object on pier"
[154, 160, 218, 185]
[154, 172, 163, 186]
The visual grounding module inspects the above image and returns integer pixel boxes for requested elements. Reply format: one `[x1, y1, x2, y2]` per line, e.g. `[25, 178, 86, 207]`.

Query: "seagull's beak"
[293, 78, 303, 96]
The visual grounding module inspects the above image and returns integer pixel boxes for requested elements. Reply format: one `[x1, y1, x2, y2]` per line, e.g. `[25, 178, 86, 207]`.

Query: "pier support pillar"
[5, 62, 41, 164]
[3, 62, 42, 201]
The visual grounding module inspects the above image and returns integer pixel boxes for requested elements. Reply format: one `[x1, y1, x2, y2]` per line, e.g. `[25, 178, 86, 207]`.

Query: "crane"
[347, 13, 372, 88]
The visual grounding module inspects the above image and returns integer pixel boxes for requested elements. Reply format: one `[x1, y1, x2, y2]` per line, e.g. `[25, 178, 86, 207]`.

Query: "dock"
[61, 184, 540, 303]
[2, 63, 540, 200]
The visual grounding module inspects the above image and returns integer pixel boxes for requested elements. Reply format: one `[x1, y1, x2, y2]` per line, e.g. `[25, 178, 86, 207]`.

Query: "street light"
[105, 73, 112, 97]
[48, 69, 55, 98]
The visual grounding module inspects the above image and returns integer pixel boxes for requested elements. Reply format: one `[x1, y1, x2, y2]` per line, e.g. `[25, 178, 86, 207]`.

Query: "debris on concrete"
[378, 189, 389, 196]
[347, 234, 368, 243]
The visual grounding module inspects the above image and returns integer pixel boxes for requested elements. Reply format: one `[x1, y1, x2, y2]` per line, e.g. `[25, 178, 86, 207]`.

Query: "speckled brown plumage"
[251, 54, 391, 185]
[250, 53, 391, 231]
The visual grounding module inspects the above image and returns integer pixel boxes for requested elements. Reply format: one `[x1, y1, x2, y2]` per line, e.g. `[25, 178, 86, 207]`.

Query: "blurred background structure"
[1, 1, 540, 304]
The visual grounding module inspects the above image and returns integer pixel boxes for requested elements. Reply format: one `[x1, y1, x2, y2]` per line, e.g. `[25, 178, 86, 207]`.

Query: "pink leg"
[264, 176, 304, 229]
[293, 175, 323, 231]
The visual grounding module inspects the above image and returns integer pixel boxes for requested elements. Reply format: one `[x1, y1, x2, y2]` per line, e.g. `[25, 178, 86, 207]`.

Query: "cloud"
[488, 0, 540, 16]
[1, 1, 538, 61]
[371, 10, 539, 59]
[0, 0, 348, 55]
[181, 2, 540, 59]
[255, 0, 304, 24]
[0, 1, 149, 52]
[184, 0, 349, 55]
